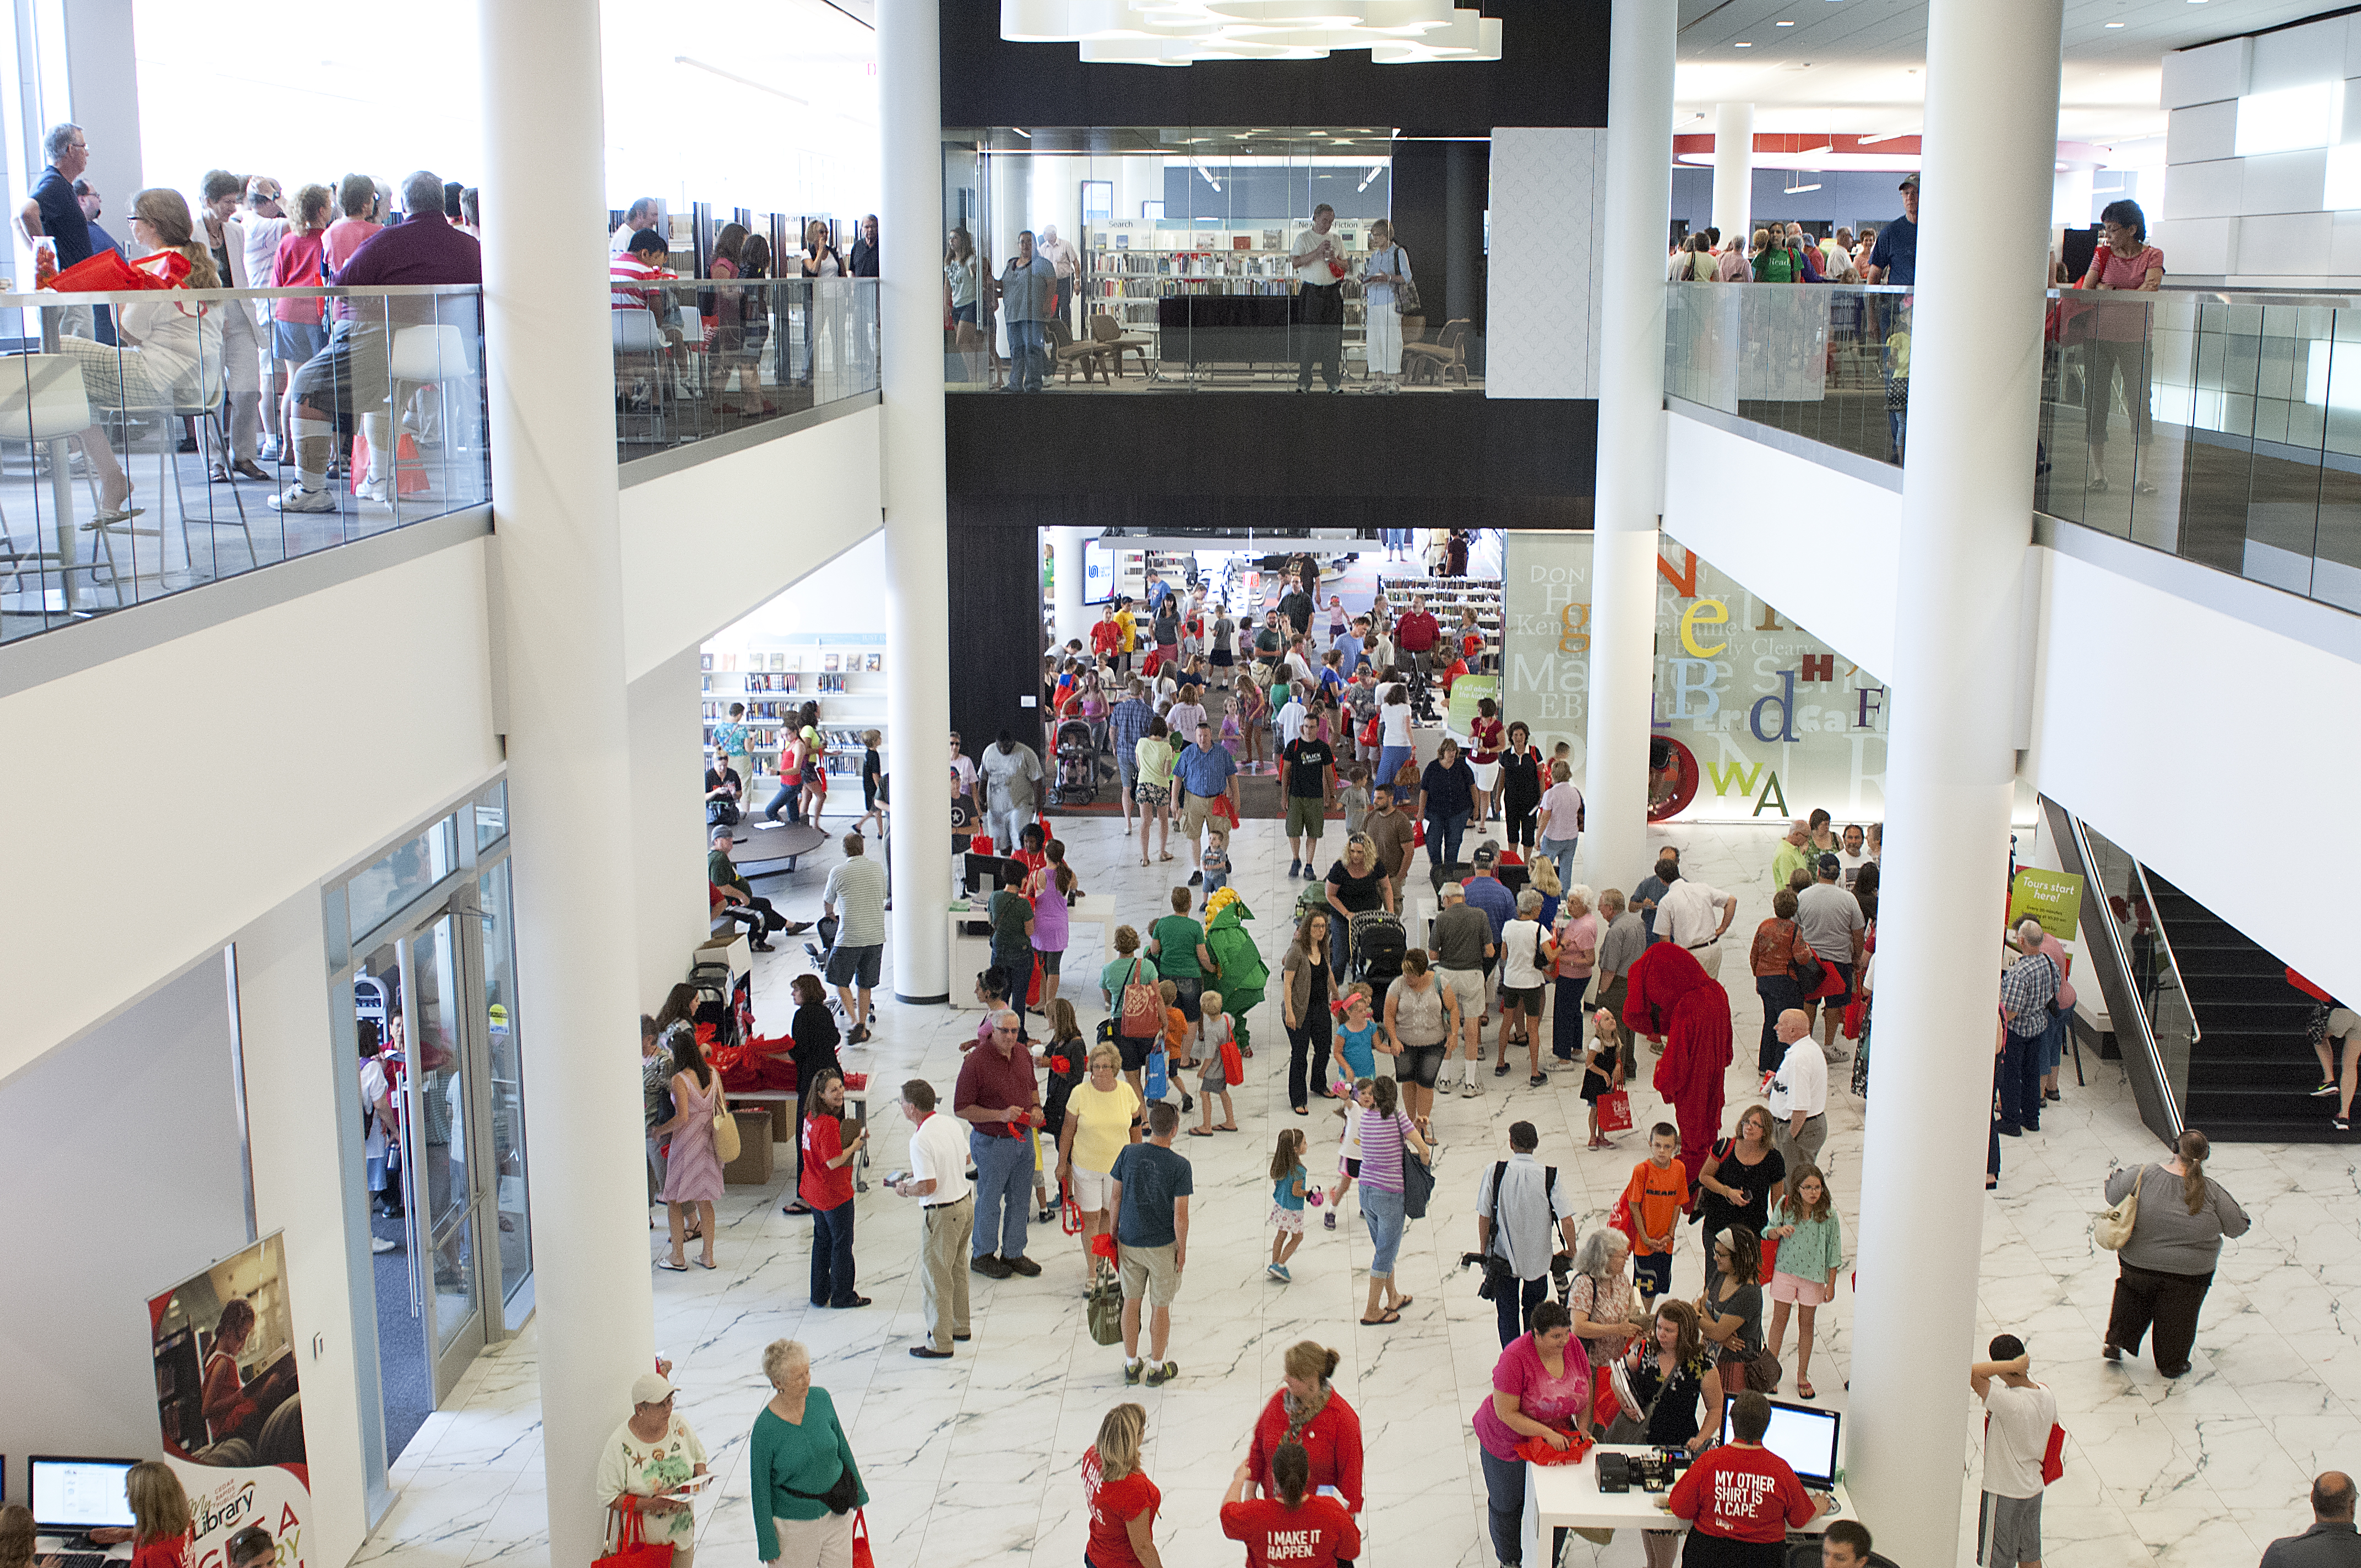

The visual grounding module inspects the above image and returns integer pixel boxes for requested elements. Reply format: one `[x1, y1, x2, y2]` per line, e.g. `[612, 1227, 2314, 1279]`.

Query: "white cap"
[630, 1371, 676, 1407]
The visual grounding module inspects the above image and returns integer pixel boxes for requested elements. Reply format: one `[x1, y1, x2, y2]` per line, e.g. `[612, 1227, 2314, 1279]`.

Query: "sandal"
[1158, 851, 1174, 862]
[1359, 1309, 1402, 1326]
[694, 1256, 718, 1270]
[1186, 1128, 1215, 1137]
[656, 1259, 688, 1272]
[1797, 1379, 1816, 1400]
[1216, 1122, 1241, 1131]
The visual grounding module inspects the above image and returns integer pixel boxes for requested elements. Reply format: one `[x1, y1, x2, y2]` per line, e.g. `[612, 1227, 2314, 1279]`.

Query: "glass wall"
[612, 276, 878, 462]
[944, 128, 1483, 391]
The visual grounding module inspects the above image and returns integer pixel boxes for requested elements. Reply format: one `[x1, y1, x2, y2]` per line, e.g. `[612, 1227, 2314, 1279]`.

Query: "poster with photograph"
[149, 1233, 313, 1568]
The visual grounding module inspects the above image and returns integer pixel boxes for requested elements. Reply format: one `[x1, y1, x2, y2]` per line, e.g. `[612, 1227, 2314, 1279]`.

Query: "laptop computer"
[1716, 1396, 1843, 1492]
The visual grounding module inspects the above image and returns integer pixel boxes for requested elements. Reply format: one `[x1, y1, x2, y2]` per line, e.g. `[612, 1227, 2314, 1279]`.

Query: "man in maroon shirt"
[1394, 595, 1443, 719]
[272, 167, 482, 515]
[954, 1010, 1043, 1281]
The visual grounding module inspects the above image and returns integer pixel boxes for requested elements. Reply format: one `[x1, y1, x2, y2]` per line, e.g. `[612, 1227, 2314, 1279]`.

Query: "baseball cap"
[1898, 173, 1920, 190]
[1471, 845, 1498, 868]
[1816, 852, 1842, 875]
[630, 1371, 676, 1406]
[1439, 881, 1465, 899]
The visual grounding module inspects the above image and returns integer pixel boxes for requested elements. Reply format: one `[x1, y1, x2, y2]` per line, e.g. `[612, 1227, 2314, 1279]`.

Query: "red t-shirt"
[1220, 1496, 1361, 1568]
[799, 1113, 853, 1209]
[1667, 1444, 1815, 1543]
[1082, 1447, 1160, 1568]
[129, 1539, 188, 1568]
[1092, 621, 1122, 655]
[1396, 612, 1440, 652]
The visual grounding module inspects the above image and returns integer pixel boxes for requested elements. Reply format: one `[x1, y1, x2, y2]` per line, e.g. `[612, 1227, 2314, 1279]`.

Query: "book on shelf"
[864, 652, 882, 672]
[823, 653, 840, 672]
[770, 653, 787, 671]
[700, 654, 713, 671]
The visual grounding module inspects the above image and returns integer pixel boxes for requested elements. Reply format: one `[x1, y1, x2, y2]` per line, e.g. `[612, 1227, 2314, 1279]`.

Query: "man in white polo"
[1765, 1008, 1828, 1174]
[1655, 870, 1737, 980]
[893, 1079, 974, 1360]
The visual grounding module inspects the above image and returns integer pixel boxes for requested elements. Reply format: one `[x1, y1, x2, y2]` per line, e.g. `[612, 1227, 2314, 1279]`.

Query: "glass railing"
[1665, 280, 2361, 616]
[945, 292, 1483, 393]
[2072, 815, 2198, 1115]
[0, 284, 485, 645]
[612, 277, 877, 459]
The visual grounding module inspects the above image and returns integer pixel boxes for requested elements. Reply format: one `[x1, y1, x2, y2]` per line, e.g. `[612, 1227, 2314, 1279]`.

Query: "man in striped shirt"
[1108, 679, 1157, 837]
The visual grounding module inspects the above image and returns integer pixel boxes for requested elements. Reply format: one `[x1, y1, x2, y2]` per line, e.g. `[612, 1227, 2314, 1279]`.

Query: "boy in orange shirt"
[1160, 978, 1197, 1071]
[1624, 1123, 1689, 1304]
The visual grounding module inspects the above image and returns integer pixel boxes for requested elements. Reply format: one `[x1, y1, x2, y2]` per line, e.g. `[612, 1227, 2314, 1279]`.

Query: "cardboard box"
[694, 931, 750, 980]
[721, 1110, 775, 1185]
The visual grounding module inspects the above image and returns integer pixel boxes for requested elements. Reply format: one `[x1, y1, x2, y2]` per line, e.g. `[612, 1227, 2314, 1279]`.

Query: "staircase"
[2149, 872, 2335, 1142]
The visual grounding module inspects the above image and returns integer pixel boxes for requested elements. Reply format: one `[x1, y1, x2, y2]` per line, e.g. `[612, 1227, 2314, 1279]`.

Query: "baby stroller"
[1054, 719, 1099, 805]
[1350, 908, 1407, 990]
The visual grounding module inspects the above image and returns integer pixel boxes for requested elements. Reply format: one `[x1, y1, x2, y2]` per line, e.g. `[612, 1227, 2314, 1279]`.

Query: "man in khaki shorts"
[1281, 726, 1337, 879]
[1109, 1101, 1193, 1386]
[1172, 721, 1240, 888]
[1429, 881, 1496, 1099]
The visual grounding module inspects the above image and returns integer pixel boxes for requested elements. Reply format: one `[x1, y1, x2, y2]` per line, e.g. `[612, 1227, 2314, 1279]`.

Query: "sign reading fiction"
[1500, 532, 1890, 823]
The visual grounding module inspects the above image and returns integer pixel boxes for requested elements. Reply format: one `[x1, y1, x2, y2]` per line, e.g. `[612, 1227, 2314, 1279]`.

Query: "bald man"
[2262, 1473, 2361, 1568]
[1765, 1009, 1828, 1174]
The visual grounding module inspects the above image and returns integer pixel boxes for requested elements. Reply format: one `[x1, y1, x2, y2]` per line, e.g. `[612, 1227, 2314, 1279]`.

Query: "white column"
[1053, 525, 1090, 649]
[1712, 102, 1754, 249]
[629, 650, 713, 1006]
[480, 4, 654, 1565]
[882, 0, 954, 1004]
[1582, 0, 1675, 896]
[1848, 0, 2063, 1562]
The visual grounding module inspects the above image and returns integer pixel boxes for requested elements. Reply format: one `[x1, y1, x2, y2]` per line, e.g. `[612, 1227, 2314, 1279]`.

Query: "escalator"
[2044, 796, 2342, 1145]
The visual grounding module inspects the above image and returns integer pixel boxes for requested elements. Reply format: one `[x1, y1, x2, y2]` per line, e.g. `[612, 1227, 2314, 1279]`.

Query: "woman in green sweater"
[752, 1339, 868, 1567]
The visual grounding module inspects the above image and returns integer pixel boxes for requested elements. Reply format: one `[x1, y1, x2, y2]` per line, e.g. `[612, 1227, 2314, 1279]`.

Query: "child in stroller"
[1054, 719, 1098, 805]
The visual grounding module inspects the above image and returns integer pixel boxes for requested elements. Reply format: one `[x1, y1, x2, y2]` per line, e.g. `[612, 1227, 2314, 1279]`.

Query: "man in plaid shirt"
[1996, 919, 2060, 1139]
[1108, 678, 1158, 839]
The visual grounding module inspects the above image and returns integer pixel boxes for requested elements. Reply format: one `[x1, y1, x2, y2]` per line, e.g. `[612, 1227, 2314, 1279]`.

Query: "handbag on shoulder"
[711, 1099, 742, 1164]
[2093, 1167, 2141, 1250]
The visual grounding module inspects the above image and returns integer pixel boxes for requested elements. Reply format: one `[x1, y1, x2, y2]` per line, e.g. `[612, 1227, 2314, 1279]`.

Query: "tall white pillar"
[1712, 102, 1754, 249]
[1848, 0, 2063, 1562]
[480, 3, 654, 1565]
[1583, 0, 1675, 897]
[882, 0, 954, 1004]
[1053, 525, 1090, 649]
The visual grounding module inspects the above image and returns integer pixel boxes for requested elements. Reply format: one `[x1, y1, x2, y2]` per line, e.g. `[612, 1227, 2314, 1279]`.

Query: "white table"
[949, 894, 1122, 1011]
[1526, 1446, 1853, 1566]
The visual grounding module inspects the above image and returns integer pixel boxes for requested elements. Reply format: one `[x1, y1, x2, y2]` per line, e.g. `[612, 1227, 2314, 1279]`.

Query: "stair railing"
[2047, 798, 2186, 1144]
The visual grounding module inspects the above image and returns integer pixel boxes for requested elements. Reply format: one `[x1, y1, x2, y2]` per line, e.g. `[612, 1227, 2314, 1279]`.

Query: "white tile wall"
[2169, 158, 2244, 220]
[2155, 216, 2238, 275]
[2329, 211, 2361, 274]
[2162, 36, 2251, 110]
[2251, 18, 2351, 95]
[2168, 100, 2241, 166]
[2234, 209, 2335, 272]
[2239, 148, 2329, 216]
[1483, 126, 1606, 400]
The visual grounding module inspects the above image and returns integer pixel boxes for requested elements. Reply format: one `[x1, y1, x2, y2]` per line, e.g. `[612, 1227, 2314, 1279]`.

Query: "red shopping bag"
[43, 247, 189, 292]
[596, 1507, 675, 1568]
[350, 429, 431, 496]
[1841, 997, 1865, 1040]
[1596, 1089, 1634, 1134]
[852, 1511, 875, 1568]
[1220, 1037, 1245, 1085]
[1515, 1430, 1594, 1466]
[1210, 792, 1240, 829]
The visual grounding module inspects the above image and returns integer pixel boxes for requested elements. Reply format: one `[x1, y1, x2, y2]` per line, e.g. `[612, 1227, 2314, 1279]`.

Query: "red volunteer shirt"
[1667, 1443, 1816, 1543]
[799, 1114, 853, 1210]
[1220, 1496, 1362, 1568]
[1083, 1447, 1160, 1568]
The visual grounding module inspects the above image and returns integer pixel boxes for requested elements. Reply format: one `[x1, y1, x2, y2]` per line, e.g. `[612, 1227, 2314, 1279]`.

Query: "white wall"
[1486, 128, 1607, 400]
[618, 404, 882, 680]
[1660, 410, 1901, 680]
[0, 956, 249, 1505]
[0, 539, 504, 1085]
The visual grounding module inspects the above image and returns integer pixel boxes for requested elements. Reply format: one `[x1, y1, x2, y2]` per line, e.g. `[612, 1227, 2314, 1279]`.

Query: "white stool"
[389, 323, 478, 496]
[0, 353, 119, 604]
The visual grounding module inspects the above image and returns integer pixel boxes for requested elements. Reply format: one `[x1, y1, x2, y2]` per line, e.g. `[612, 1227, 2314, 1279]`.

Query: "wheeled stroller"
[1054, 719, 1099, 805]
[1350, 908, 1407, 989]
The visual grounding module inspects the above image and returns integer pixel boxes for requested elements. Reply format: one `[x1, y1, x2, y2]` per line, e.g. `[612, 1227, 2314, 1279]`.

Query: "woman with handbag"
[1624, 1300, 1726, 1568]
[1100, 925, 1162, 1097]
[2100, 1129, 2248, 1378]
[1472, 1300, 1591, 1568]
[600, 1373, 709, 1568]
[751, 1340, 866, 1568]
[1749, 888, 1820, 1074]
[1566, 1230, 1650, 1377]
[1694, 1106, 1786, 1294]
[1352, 1076, 1430, 1325]
[1360, 218, 1412, 394]
[1695, 1226, 1772, 1393]
[653, 1026, 724, 1271]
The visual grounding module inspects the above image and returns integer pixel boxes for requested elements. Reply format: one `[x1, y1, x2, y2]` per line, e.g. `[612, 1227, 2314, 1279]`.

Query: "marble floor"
[359, 810, 2360, 1568]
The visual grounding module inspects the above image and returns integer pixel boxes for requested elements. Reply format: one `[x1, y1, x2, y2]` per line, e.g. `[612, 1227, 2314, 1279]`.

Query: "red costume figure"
[1625, 942, 1735, 1196]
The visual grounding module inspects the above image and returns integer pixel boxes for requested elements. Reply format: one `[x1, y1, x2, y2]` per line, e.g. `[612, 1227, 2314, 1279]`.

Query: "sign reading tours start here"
[1500, 532, 1890, 823]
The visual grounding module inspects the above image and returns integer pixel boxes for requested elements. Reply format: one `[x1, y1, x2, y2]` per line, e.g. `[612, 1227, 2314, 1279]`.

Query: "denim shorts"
[1362, 1184, 1407, 1275]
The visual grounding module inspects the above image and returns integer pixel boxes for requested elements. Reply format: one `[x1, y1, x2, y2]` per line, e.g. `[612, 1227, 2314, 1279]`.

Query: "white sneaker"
[371, 1234, 398, 1254]
[268, 483, 335, 513]
[357, 477, 395, 504]
[1459, 1077, 1483, 1098]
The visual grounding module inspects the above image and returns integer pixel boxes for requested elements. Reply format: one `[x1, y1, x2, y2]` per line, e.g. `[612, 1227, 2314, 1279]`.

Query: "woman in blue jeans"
[1533, 758, 1583, 890]
[1417, 738, 1478, 872]
[1353, 1075, 1429, 1325]
[1374, 683, 1416, 806]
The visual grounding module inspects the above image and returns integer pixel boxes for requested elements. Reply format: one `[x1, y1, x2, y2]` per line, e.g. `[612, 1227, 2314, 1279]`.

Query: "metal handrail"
[2064, 810, 2185, 1140]
[2130, 856, 2201, 1055]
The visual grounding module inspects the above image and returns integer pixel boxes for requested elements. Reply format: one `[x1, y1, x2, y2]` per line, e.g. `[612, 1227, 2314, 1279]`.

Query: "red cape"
[1628, 941, 1734, 1123]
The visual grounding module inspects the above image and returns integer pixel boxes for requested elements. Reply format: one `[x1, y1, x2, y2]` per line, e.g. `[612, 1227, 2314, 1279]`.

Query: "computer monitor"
[963, 853, 1022, 894]
[30, 1456, 137, 1533]
[1716, 1397, 1842, 1490]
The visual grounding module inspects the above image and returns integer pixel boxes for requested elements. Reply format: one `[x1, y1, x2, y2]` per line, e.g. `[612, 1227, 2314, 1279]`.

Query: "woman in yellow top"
[1056, 1042, 1145, 1273]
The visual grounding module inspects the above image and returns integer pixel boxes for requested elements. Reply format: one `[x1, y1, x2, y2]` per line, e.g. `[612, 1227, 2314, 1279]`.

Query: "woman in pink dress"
[655, 1028, 726, 1271]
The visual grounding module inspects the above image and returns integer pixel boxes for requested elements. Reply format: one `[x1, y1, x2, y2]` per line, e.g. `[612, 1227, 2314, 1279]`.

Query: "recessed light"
[1776, 18, 1796, 24]
[1735, 40, 1753, 46]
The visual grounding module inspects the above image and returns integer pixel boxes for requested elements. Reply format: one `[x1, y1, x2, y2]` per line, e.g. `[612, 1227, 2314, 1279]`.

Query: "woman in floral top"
[1566, 1229, 1649, 1372]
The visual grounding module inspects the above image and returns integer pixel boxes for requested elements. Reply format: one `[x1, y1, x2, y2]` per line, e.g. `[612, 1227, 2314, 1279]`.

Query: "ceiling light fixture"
[1011, 127, 1032, 138]
[1735, 40, 1753, 47]
[1004, 1, 1504, 66]
[1776, 19, 1795, 25]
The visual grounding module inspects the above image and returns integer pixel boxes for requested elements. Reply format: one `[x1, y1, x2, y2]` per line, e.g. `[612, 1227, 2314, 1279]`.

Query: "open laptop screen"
[1716, 1398, 1841, 1489]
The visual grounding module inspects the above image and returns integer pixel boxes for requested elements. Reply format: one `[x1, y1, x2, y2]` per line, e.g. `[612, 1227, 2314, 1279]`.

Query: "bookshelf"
[1084, 219, 1370, 372]
[700, 633, 889, 791]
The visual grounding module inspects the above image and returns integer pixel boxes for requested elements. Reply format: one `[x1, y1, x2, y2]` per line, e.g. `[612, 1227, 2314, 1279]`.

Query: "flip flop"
[1186, 1128, 1215, 1137]
[1359, 1309, 1402, 1326]
[1158, 852, 1174, 862]
[1216, 1123, 1241, 1132]
[1797, 1380, 1816, 1400]
[1394, 1295, 1413, 1310]
[694, 1257, 718, 1270]
[656, 1259, 688, 1272]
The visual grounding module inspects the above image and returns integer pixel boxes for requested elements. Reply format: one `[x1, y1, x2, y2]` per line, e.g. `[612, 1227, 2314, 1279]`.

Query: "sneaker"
[1190, 870, 1204, 885]
[1288, 859, 1302, 878]
[2314, 1081, 2340, 1098]
[1822, 1048, 1851, 1064]
[1125, 1358, 1145, 1384]
[356, 478, 396, 504]
[1266, 1262, 1286, 1281]
[1005, 1255, 1043, 1277]
[971, 1253, 1012, 1278]
[1145, 1360, 1178, 1386]
[1272, 1264, 1291, 1283]
[371, 1234, 398, 1254]
[268, 483, 335, 513]
[1460, 1077, 1482, 1098]
[1323, 1211, 1337, 1230]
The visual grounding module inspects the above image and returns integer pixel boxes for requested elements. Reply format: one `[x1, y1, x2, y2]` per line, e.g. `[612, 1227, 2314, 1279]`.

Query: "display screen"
[1716, 1398, 1840, 1486]
[1082, 538, 1122, 606]
[31, 1458, 137, 1529]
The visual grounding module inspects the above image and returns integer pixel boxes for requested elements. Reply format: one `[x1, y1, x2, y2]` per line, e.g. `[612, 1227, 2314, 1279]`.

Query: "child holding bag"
[1189, 989, 1242, 1135]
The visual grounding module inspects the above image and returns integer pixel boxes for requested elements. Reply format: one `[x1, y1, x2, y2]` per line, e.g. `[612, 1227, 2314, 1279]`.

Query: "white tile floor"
[360, 810, 2361, 1568]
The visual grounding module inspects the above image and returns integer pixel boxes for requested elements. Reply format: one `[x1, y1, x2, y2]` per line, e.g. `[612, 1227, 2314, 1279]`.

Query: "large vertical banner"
[1502, 532, 1891, 823]
[148, 1233, 312, 1568]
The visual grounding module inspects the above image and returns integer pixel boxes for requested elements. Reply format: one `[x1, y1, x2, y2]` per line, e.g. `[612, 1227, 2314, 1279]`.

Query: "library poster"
[148, 1232, 313, 1568]
[1500, 532, 1891, 823]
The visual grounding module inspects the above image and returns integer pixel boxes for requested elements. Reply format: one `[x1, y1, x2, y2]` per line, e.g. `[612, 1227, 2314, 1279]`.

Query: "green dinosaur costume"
[1203, 894, 1270, 1054]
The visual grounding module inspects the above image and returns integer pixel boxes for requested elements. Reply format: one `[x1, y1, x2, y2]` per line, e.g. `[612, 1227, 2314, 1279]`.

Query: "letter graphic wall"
[1500, 532, 1890, 823]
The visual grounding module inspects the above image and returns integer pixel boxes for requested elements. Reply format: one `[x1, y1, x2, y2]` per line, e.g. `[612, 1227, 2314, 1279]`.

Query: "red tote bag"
[1596, 1089, 1634, 1134]
[595, 1509, 675, 1568]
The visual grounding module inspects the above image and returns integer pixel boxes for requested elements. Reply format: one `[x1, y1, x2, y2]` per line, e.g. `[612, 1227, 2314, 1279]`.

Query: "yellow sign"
[2006, 868, 2084, 940]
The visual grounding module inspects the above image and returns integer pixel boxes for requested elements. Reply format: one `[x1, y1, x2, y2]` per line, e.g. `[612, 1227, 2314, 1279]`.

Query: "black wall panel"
[942, 0, 1610, 134]
[946, 520, 1051, 774]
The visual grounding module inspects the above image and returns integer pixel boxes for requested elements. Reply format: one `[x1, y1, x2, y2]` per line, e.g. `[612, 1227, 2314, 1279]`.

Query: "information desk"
[1156, 295, 1297, 372]
[1524, 1446, 1851, 1566]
